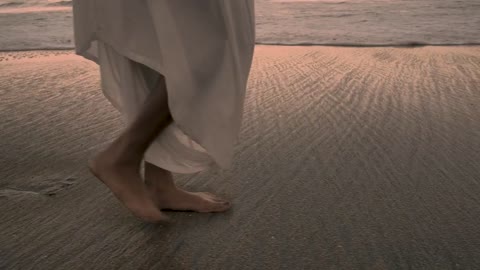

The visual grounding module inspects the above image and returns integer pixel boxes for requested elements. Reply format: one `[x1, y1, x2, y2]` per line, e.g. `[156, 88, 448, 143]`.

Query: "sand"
[1, 46, 479, 269]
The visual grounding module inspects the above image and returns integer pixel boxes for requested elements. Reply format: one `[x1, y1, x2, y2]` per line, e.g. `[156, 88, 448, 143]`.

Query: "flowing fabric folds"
[73, 0, 255, 173]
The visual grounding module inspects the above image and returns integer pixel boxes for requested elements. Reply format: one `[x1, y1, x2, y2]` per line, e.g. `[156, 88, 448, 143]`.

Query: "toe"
[202, 192, 228, 203]
[203, 201, 231, 213]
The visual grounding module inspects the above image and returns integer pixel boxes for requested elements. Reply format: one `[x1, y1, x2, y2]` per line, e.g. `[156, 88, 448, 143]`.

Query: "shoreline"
[1, 42, 480, 53]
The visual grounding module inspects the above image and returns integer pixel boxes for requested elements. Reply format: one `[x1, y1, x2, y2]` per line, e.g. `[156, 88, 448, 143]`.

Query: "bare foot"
[88, 151, 169, 223]
[145, 166, 231, 213]
[151, 187, 232, 213]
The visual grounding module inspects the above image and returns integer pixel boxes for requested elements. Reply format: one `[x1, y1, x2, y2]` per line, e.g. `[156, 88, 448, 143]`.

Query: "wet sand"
[1, 46, 479, 269]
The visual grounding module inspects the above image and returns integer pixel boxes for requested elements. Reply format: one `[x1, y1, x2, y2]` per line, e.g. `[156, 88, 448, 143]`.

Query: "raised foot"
[150, 187, 232, 213]
[88, 153, 169, 223]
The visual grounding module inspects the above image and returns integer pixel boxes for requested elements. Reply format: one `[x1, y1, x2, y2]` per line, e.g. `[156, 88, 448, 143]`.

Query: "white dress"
[72, 0, 256, 174]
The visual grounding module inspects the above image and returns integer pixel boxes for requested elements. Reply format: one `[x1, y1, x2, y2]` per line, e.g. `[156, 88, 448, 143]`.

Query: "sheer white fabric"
[72, 0, 255, 173]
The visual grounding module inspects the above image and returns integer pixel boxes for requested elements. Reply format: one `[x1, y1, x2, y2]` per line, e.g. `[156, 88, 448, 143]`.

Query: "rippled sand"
[1, 46, 479, 269]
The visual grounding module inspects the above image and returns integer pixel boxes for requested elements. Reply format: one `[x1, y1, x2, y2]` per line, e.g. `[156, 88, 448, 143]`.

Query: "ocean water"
[0, 0, 479, 51]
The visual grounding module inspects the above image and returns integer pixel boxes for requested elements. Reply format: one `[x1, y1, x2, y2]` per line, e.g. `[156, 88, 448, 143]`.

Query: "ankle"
[145, 171, 176, 192]
[108, 137, 143, 165]
[146, 180, 177, 194]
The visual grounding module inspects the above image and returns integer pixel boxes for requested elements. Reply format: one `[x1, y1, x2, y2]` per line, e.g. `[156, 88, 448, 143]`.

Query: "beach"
[1, 45, 480, 269]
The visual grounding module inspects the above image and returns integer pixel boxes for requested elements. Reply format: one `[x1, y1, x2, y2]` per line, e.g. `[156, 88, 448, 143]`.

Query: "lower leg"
[111, 78, 172, 165]
[144, 162, 231, 213]
[89, 76, 172, 222]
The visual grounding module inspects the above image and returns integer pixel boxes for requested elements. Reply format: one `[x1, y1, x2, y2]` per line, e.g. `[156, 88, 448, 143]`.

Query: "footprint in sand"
[0, 189, 45, 200]
[28, 177, 77, 196]
[0, 177, 77, 199]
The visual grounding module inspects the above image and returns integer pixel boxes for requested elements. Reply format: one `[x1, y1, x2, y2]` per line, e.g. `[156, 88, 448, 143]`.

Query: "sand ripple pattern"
[1, 46, 479, 269]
